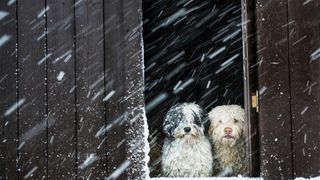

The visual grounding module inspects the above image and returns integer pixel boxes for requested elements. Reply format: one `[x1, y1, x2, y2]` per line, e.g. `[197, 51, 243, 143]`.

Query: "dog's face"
[163, 103, 208, 142]
[208, 105, 245, 147]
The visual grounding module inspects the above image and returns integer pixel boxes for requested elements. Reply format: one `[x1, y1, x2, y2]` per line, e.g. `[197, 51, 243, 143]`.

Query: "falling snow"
[3, 98, 26, 117]
[0, 11, 9, 20]
[0, 34, 11, 47]
[57, 71, 65, 81]
[78, 153, 98, 170]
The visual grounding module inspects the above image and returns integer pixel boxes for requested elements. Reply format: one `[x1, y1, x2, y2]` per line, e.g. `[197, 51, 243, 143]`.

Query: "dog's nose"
[224, 127, 232, 134]
[184, 127, 191, 133]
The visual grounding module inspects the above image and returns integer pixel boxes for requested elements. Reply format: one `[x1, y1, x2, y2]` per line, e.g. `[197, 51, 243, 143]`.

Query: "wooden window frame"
[126, 0, 260, 179]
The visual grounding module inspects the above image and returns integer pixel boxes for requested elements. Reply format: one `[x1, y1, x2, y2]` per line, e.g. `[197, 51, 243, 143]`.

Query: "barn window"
[143, 0, 259, 178]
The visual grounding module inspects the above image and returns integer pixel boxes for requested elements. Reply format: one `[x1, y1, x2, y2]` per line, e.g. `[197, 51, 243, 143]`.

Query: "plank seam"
[285, 0, 295, 178]
[73, 0, 78, 178]
[44, 0, 49, 178]
[102, 0, 108, 176]
[15, 0, 20, 179]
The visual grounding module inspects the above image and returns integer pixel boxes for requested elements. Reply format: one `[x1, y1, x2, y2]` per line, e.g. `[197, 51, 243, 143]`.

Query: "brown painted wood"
[104, 0, 127, 178]
[17, 0, 47, 179]
[0, 1, 18, 179]
[242, 0, 259, 177]
[288, 0, 320, 177]
[122, 0, 147, 179]
[46, 0, 76, 178]
[256, 0, 293, 179]
[75, 0, 106, 178]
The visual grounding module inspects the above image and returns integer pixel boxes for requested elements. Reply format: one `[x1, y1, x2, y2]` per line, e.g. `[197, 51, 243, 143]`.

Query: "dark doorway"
[143, 0, 244, 177]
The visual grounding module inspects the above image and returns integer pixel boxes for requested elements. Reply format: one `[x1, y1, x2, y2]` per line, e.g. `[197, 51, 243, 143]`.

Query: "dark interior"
[143, 0, 243, 176]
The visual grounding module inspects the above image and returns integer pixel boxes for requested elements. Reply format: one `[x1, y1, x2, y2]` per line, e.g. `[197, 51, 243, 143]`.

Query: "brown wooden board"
[288, 0, 320, 177]
[104, 0, 127, 178]
[242, 0, 259, 177]
[123, 0, 147, 179]
[75, 0, 106, 178]
[256, 0, 293, 179]
[17, 0, 47, 179]
[0, 1, 18, 179]
[46, 0, 76, 178]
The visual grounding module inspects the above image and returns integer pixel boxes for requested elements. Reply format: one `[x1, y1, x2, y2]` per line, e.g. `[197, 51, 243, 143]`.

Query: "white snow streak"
[53, 50, 72, 63]
[310, 48, 320, 62]
[0, 11, 9, 21]
[259, 86, 267, 95]
[37, 53, 52, 65]
[145, 93, 168, 112]
[208, 47, 226, 59]
[103, 90, 116, 101]
[37, 6, 50, 18]
[302, 0, 313, 5]
[7, 0, 16, 6]
[106, 160, 130, 180]
[78, 153, 98, 170]
[3, 99, 26, 117]
[0, 35, 11, 48]
[152, 9, 187, 31]
[57, 71, 65, 81]
[223, 29, 241, 42]
[174, 78, 194, 93]
[23, 166, 38, 179]
[221, 54, 239, 67]
[300, 106, 309, 115]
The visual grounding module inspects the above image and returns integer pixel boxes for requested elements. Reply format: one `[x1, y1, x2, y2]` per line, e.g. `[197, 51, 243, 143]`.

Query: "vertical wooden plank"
[47, 0, 76, 178]
[123, 0, 147, 179]
[104, 0, 127, 179]
[256, 0, 293, 179]
[75, 0, 106, 178]
[17, 0, 47, 179]
[288, 0, 320, 177]
[0, 0, 18, 179]
[242, 0, 259, 176]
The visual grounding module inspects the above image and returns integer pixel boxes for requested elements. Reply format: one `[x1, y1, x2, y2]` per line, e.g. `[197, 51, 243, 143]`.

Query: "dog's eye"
[234, 119, 239, 123]
[218, 120, 222, 123]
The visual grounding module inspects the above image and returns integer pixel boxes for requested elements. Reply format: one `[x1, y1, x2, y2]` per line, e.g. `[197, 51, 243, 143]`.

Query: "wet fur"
[208, 105, 248, 176]
[161, 103, 214, 177]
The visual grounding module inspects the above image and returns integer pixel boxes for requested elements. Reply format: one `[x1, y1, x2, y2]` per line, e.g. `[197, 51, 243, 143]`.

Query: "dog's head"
[163, 103, 208, 142]
[208, 105, 245, 147]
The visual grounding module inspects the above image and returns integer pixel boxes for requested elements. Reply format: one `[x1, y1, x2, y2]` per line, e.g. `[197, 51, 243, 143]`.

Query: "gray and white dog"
[161, 103, 213, 177]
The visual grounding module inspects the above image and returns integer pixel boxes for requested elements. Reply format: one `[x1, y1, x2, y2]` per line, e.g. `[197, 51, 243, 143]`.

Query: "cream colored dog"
[208, 105, 248, 176]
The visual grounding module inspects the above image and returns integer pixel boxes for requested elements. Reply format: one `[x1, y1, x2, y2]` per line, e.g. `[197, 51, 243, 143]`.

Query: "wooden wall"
[0, 0, 145, 179]
[257, 0, 320, 179]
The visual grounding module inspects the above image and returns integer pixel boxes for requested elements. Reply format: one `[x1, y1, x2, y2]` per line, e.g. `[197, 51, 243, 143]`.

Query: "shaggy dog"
[208, 105, 248, 176]
[161, 103, 213, 177]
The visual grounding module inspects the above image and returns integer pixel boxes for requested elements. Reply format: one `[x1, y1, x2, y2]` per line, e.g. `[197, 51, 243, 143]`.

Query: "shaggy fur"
[208, 105, 248, 176]
[161, 103, 213, 177]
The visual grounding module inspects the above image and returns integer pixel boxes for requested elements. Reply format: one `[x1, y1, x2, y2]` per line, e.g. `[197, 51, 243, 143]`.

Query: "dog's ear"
[163, 105, 182, 138]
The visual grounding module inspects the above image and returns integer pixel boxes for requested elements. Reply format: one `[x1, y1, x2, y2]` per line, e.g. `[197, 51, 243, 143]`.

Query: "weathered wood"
[242, 0, 259, 177]
[75, 0, 106, 178]
[104, 0, 127, 179]
[288, 0, 320, 177]
[123, 0, 147, 179]
[17, 0, 47, 179]
[256, 0, 293, 179]
[47, 0, 76, 178]
[0, 1, 18, 179]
